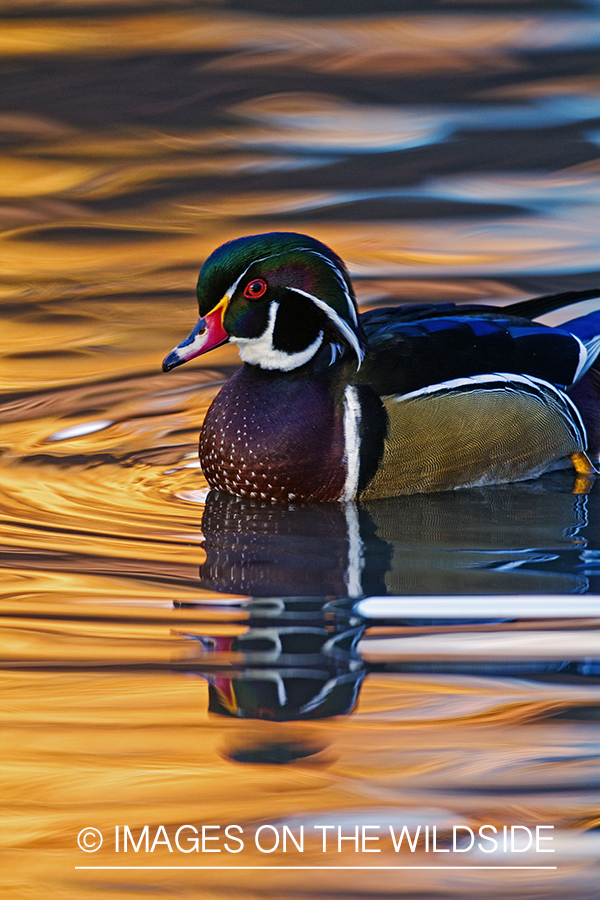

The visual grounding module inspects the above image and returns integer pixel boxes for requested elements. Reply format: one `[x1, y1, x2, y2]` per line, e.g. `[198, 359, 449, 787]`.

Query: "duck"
[162, 231, 600, 502]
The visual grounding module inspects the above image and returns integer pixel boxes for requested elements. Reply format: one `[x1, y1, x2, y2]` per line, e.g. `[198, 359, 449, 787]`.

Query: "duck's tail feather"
[561, 309, 600, 378]
[505, 287, 600, 320]
[505, 288, 600, 378]
[569, 367, 600, 462]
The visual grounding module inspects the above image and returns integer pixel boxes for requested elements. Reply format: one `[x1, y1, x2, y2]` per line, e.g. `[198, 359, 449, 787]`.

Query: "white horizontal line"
[359, 629, 600, 661]
[355, 594, 600, 619]
[75, 866, 558, 870]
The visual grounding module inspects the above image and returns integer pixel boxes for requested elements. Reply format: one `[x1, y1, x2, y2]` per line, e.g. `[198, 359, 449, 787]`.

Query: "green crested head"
[197, 232, 349, 307]
[195, 232, 368, 371]
[162, 232, 368, 373]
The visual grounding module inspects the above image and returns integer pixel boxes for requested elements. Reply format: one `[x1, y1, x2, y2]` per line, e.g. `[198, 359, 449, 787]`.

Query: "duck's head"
[162, 232, 367, 373]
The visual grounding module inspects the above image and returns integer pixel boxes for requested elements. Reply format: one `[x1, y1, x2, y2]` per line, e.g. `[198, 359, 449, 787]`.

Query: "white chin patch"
[233, 301, 324, 371]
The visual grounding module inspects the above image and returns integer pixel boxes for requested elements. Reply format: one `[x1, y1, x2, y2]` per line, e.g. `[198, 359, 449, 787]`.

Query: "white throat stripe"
[234, 301, 324, 370]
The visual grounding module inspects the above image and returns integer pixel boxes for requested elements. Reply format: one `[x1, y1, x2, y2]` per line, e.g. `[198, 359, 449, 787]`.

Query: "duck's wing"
[358, 303, 585, 396]
[359, 373, 587, 499]
[507, 288, 600, 379]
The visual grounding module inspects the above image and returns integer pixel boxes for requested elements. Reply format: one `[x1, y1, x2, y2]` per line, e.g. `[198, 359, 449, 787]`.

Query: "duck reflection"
[178, 476, 598, 725]
[199, 474, 593, 598]
[180, 589, 597, 724]
[185, 597, 367, 721]
[200, 494, 389, 597]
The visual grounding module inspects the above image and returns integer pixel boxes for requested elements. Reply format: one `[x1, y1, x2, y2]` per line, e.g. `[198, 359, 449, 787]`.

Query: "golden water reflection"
[3, 669, 600, 899]
[1, 1, 599, 898]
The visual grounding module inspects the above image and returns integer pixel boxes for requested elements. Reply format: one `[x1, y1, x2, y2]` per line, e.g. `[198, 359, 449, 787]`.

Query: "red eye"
[243, 278, 267, 299]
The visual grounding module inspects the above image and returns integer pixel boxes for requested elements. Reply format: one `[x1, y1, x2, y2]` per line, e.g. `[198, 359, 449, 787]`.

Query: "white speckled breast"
[199, 366, 347, 502]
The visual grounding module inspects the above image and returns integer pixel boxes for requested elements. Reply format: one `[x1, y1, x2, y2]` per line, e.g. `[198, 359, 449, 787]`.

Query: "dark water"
[1, 2, 600, 898]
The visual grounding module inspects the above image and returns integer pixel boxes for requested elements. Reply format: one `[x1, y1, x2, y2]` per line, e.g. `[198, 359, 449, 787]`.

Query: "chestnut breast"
[199, 366, 347, 502]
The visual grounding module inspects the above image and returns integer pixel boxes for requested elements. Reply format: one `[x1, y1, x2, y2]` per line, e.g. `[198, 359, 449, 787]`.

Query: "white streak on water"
[47, 420, 113, 441]
[355, 594, 600, 619]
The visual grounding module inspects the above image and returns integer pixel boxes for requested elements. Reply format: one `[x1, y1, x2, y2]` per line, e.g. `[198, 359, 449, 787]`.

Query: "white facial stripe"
[306, 250, 358, 326]
[226, 262, 255, 300]
[225, 246, 314, 299]
[225, 245, 357, 323]
[223, 244, 362, 369]
[341, 385, 361, 502]
[287, 287, 365, 367]
[233, 301, 324, 370]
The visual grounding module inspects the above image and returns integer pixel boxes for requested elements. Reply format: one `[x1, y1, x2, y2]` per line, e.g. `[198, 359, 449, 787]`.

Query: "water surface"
[1, 1, 599, 898]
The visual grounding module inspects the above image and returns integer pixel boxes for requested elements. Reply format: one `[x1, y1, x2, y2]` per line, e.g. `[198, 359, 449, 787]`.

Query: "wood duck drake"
[163, 232, 600, 502]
